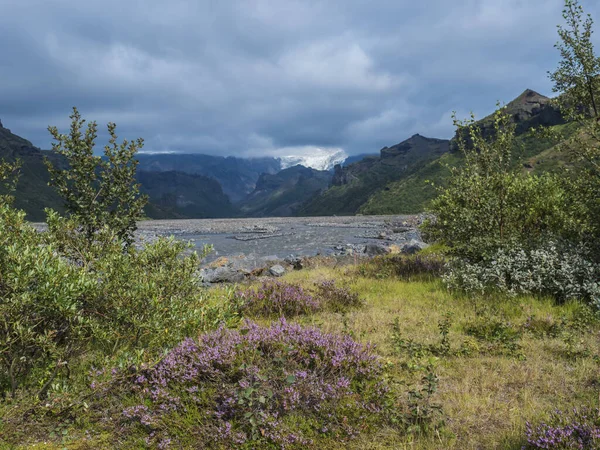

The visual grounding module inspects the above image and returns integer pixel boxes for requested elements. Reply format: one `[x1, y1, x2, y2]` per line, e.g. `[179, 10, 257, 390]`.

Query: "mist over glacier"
[279, 148, 347, 171]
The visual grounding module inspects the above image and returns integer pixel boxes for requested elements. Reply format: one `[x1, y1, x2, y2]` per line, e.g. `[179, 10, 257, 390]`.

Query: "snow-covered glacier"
[279, 148, 347, 171]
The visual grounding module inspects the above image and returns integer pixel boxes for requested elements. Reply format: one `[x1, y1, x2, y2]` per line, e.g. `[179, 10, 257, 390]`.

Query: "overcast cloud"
[1, 0, 599, 157]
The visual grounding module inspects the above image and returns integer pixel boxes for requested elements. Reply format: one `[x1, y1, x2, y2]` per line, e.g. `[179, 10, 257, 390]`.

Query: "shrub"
[237, 280, 364, 318]
[524, 407, 600, 449]
[443, 241, 600, 307]
[44, 211, 215, 351]
[358, 254, 446, 280]
[0, 205, 93, 398]
[0, 159, 20, 206]
[237, 280, 320, 317]
[422, 108, 577, 262]
[96, 319, 392, 448]
[313, 280, 364, 312]
[0, 206, 218, 399]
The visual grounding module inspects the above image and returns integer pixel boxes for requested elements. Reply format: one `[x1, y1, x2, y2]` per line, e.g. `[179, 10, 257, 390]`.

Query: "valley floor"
[2, 263, 597, 449]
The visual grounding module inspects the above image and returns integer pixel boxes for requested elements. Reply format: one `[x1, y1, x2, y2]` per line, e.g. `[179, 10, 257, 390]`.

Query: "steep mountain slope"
[361, 90, 571, 215]
[300, 134, 449, 216]
[137, 154, 281, 202]
[137, 170, 237, 219]
[239, 165, 332, 217]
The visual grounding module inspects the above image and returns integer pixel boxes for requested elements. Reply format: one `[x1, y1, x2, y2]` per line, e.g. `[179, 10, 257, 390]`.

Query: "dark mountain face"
[341, 153, 378, 166]
[137, 170, 237, 219]
[239, 165, 332, 217]
[137, 154, 281, 202]
[0, 121, 240, 220]
[0, 121, 64, 220]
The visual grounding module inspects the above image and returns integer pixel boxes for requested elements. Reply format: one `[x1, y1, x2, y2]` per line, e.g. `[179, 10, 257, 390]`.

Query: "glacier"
[279, 148, 348, 171]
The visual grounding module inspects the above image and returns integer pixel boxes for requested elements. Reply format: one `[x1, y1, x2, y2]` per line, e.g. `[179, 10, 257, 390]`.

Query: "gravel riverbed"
[134, 215, 423, 261]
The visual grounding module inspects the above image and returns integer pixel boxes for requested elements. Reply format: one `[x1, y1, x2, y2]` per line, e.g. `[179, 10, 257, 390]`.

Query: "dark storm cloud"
[1, 0, 598, 156]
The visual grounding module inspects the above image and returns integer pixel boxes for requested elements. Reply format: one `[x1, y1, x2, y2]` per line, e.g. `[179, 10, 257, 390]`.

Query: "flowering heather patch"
[524, 408, 600, 449]
[314, 280, 364, 312]
[103, 319, 390, 448]
[237, 280, 320, 317]
[358, 254, 446, 280]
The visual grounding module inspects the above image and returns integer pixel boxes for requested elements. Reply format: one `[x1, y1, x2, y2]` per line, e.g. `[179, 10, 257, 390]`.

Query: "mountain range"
[0, 88, 572, 220]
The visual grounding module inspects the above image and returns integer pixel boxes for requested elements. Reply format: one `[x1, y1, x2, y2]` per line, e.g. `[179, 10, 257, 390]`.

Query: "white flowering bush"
[444, 242, 600, 308]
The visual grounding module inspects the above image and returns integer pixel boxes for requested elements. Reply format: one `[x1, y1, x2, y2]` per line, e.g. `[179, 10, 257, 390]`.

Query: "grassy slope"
[4, 266, 597, 450]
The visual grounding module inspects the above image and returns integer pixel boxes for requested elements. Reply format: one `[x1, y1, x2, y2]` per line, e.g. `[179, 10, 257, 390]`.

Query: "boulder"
[269, 265, 286, 277]
[200, 266, 245, 284]
[401, 240, 429, 255]
[364, 243, 390, 256]
[284, 255, 304, 270]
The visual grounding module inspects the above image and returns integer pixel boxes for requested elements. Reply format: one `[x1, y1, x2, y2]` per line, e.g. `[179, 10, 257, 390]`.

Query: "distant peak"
[512, 88, 549, 103]
[0, 118, 3, 128]
[408, 133, 438, 142]
[522, 88, 539, 96]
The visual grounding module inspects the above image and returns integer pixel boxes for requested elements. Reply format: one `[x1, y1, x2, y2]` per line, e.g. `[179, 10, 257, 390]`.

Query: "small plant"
[436, 312, 453, 357]
[236, 280, 320, 317]
[560, 331, 592, 361]
[464, 315, 524, 359]
[391, 318, 428, 361]
[391, 313, 454, 361]
[524, 407, 600, 449]
[314, 280, 364, 312]
[524, 314, 563, 339]
[403, 364, 444, 435]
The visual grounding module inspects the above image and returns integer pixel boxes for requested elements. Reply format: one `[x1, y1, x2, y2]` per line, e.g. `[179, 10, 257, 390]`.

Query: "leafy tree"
[45, 107, 147, 247]
[549, 0, 600, 251]
[550, 0, 600, 120]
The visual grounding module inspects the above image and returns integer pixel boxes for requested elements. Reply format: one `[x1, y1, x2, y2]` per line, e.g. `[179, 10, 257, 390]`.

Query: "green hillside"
[306, 89, 573, 216]
[360, 121, 581, 215]
[300, 134, 450, 216]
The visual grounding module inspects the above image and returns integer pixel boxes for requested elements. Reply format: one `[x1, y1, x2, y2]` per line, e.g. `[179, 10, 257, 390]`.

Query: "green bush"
[0, 204, 220, 399]
[422, 108, 576, 262]
[0, 205, 93, 398]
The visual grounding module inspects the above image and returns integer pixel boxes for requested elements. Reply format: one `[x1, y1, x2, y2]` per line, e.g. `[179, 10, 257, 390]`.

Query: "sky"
[1, 0, 599, 158]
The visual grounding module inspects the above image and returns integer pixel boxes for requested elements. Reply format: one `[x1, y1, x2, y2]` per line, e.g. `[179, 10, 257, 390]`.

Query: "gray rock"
[401, 240, 429, 255]
[364, 243, 390, 256]
[269, 265, 286, 277]
[200, 266, 245, 283]
[284, 255, 304, 270]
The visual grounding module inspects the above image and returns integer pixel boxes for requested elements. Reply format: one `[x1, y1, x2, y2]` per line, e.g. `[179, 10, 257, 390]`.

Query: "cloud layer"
[1, 0, 598, 156]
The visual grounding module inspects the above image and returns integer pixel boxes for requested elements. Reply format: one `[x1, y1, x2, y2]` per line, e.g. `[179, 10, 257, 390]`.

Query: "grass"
[280, 268, 599, 449]
[1, 266, 598, 449]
